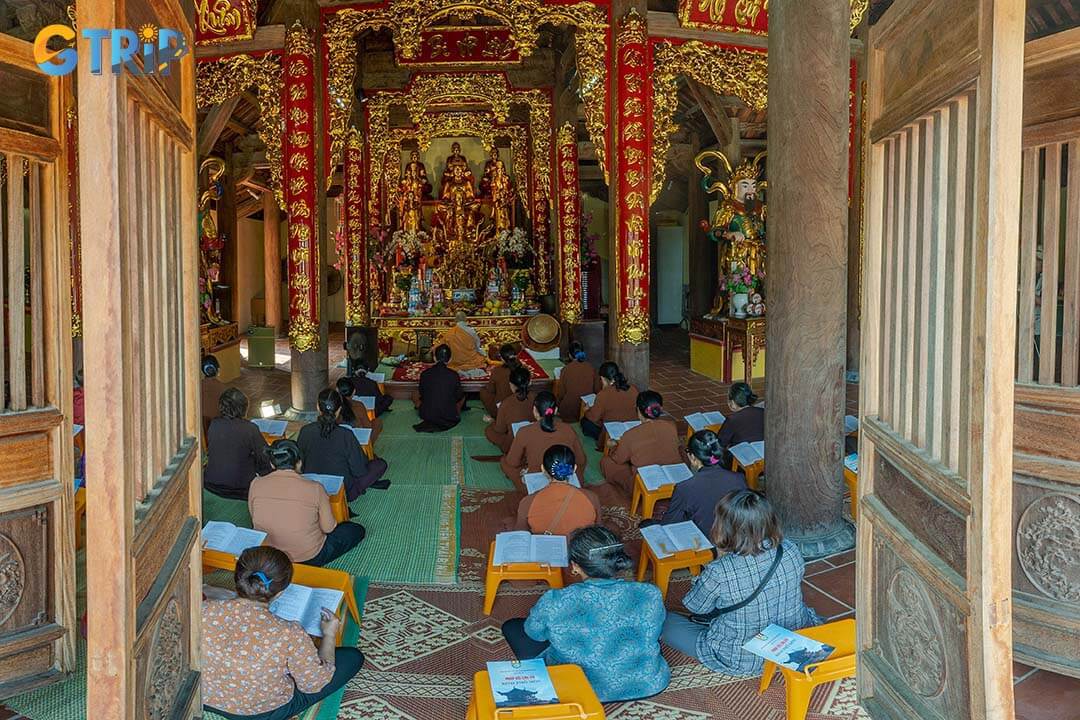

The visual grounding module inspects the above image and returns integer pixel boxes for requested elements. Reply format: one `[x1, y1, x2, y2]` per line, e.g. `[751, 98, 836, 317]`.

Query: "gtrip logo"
[34, 24, 188, 77]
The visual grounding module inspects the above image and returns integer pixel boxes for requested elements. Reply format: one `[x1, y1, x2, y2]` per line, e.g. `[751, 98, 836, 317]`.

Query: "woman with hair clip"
[654, 429, 747, 535]
[581, 361, 639, 441]
[249, 439, 365, 566]
[512, 444, 600, 536]
[479, 343, 521, 421]
[500, 525, 671, 702]
[501, 391, 587, 490]
[335, 377, 383, 446]
[661, 490, 820, 677]
[715, 381, 764, 454]
[347, 360, 392, 416]
[599, 390, 686, 495]
[484, 366, 536, 454]
[555, 341, 600, 421]
[297, 389, 390, 501]
[202, 546, 365, 720]
[204, 387, 273, 500]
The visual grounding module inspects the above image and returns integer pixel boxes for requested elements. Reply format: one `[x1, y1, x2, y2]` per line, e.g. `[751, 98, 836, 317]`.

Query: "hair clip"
[587, 542, 623, 557]
[574, 350, 586, 361]
[252, 571, 272, 591]
[551, 460, 575, 478]
[544, 407, 555, 416]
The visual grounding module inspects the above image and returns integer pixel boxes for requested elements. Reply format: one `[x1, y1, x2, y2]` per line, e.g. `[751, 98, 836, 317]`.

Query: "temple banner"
[344, 130, 368, 327]
[555, 122, 582, 325]
[284, 24, 320, 351]
[195, 0, 257, 46]
[397, 27, 520, 66]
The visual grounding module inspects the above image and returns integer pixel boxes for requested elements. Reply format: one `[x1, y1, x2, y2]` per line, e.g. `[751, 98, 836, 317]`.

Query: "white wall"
[235, 217, 265, 331]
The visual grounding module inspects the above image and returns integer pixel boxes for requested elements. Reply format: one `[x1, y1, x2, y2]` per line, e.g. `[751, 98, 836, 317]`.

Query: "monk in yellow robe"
[437, 312, 492, 373]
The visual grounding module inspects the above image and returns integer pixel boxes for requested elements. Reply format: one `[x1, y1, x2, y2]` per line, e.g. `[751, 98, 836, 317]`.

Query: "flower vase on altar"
[730, 293, 749, 318]
[725, 263, 761, 319]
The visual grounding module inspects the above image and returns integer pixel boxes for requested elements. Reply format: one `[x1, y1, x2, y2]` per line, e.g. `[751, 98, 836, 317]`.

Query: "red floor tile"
[801, 582, 853, 619]
[804, 565, 857, 608]
[1015, 670, 1080, 720]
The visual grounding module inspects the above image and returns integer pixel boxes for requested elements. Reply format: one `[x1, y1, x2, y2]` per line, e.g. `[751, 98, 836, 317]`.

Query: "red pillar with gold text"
[343, 129, 368, 327]
[613, 9, 650, 347]
[555, 122, 582, 325]
[284, 23, 320, 351]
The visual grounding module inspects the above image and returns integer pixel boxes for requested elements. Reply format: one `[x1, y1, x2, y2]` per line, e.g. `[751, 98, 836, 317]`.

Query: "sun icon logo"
[138, 24, 159, 44]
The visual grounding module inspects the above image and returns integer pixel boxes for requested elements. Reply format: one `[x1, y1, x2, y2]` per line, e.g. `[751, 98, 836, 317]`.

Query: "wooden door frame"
[0, 32, 77, 694]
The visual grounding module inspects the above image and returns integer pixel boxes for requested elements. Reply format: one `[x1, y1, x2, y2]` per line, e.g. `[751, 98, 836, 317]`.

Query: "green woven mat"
[203, 488, 252, 526]
[377, 436, 453, 484]
[377, 398, 492, 438]
[6, 633, 87, 719]
[462, 437, 514, 490]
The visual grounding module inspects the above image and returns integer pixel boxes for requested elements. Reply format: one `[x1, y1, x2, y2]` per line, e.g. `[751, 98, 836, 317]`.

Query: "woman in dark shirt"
[716, 382, 765, 464]
[657, 429, 746, 535]
[297, 389, 390, 501]
[347, 361, 392, 416]
[203, 388, 273, 500]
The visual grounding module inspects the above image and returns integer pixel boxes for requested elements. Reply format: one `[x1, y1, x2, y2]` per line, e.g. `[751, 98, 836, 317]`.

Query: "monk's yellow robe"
[437, 323, 490, 372]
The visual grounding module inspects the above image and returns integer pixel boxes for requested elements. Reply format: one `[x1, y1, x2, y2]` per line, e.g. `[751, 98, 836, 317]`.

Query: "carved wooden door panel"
[0, 35, 78, 697]
[859, 0, 1024, 718]
[76, 1, 202, 718]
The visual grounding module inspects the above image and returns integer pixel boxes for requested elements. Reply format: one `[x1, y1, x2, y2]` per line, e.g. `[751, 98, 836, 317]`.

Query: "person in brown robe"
[716, 382, 765, 465]
[336, 377, 383, 445]
[484, 366, 536, 454]
[479, 344, 520, 420]
[501, 392, 587, 491]
[555, 341, 600, 422]
[413, 344, 465, 432]
[513, 445, 600, 536]
[582, 361, 640, 445]
[600, 391, 687, 494]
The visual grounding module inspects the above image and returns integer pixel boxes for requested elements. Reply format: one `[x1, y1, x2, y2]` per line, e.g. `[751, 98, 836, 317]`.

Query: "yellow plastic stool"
[758, 618, 856, 720]
[635, 540, 712, 599]
[329, 485, 349, 523]
[466, 664, 605, 720]
[483, 541, 565, 615]
[629, 473, 675, 518]
[843, 467, 858, 521]
[731, 457, 764, 490]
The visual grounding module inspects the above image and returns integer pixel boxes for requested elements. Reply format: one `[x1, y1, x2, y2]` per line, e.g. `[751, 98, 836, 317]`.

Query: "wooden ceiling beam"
[646, 11, 864, 54]
[686, 81, 734, 148]
[195, 25, 286, 59]
[197, 95, 241, 158]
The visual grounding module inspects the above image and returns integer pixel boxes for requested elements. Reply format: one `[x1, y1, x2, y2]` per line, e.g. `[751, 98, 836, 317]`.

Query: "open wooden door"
[77, 0, 202, 718]
[858, 0, 1024, 718]
[0, 34, 77, 697]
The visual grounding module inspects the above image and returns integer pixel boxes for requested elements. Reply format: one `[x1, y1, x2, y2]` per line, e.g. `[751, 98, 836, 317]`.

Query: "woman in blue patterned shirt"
[501, 525, 671, 702]
[661, 490, 822, 676]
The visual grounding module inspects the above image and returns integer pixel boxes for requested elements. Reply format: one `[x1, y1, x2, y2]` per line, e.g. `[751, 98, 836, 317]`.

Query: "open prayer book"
[640, 521, 712, 558]
[366, 372, 385, 383]
[269, 583, 345, 637]
[730, 441, 765, 468]
[743, 624, 836, 673]
[345, 426, 372, 445]
[487, 659, 559, 708]
[844, 453, 858, 474]
[353, 395, 376, 410]
[844, 415, 859, 435]
[492, 531, 568, 567]
[252, 418, 288, 436]
[202, 521, 266, 556]
[604, 420, 641, 441]
[523, 472, 580, 494]
[580, 393, 597, 408]
[511, 421, 531, 436]
[637, 463, 694, 492]
[304, 473, 344, 495]
[685, 411, 727, 432]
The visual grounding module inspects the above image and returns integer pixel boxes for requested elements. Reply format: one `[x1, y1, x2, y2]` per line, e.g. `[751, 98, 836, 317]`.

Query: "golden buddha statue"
[478, 146, 501, 197]
[440, 141, 474, 192]
[396, 156, 425, 234]
[489, 158, 514, 234]
[436, 162, 485, 289]
[405, 149, 432, 199]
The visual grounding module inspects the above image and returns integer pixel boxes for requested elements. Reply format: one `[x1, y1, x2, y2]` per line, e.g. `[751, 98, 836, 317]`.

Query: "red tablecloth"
[390, 352, 549, 382]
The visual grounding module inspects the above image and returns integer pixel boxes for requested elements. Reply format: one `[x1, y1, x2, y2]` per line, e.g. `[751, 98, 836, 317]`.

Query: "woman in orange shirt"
[555, 341, 600, 422]
[501, 392, 587, 491]
[514, 444, 601, 536]
[480, 344, 520, 420]
[581, 362, 639, 443]
[485, 366, 536, 453]
[600, 391, 685, 494]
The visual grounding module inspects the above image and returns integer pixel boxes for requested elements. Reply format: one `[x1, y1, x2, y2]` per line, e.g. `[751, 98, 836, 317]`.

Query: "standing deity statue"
[437, 162, 484, 288]
[489, 158, 515, 234]
[405, 149, 433, 199]
[396, 154, 426, 233]
[478, 146, 502, 198]
[696, 149, 767, 279]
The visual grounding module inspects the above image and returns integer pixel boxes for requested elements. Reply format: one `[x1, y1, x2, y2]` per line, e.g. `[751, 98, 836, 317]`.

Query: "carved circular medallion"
[1016, 494, 1080, 603]
[885, 568, 946, 698]
[0, 533, 26, 626]
[145, 598, 184, 720]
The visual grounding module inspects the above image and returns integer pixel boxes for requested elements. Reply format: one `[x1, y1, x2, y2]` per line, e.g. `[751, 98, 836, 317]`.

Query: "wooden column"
[262, 190, 282, 333]
[608, 2, 651, 389]
[764, 0, 854, 556]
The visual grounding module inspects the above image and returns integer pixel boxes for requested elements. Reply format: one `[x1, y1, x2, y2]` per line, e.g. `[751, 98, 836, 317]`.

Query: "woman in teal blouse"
[501, 525, 671, 702]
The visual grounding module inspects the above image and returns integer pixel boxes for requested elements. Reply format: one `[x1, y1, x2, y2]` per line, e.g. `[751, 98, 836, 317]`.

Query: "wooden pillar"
[764, 0, 854, 556]
[845, 50, 865, 375]
[284, 23, 328, 415]
[262, 190, 282, 333]
[608, 2, 650, 389]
